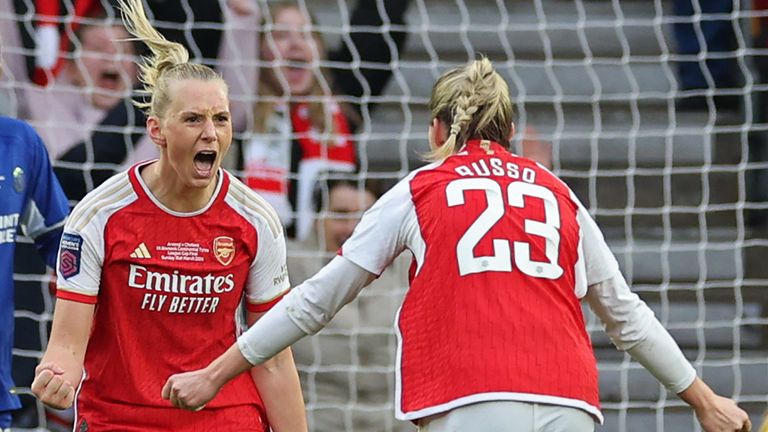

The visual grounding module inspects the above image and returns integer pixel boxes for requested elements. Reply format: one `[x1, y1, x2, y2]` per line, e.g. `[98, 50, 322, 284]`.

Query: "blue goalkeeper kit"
[0, 116, 69, 417]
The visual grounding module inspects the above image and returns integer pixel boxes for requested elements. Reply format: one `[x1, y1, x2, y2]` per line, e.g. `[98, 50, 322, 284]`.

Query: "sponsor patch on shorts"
[59, 232, 83, 279]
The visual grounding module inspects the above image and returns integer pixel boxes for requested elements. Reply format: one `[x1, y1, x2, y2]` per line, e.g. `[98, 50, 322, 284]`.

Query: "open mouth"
[193, 150, 217, 178]
[98, 70, 121, 90]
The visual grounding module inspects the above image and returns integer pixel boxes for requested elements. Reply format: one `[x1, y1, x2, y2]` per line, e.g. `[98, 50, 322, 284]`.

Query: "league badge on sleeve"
[213, 236, 235, 266]
[59, 232, 84, 279]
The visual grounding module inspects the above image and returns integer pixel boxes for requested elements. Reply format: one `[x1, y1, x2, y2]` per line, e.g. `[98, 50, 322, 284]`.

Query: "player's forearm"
[204, 343, 253, 389]
[236, 256, 372, 365]
[250, 348, 307, 432]
[624, 319, 697, 393]
[586, 275, 696, 393]
[40, 299, 94, 384]
[282, 256, 374, 334]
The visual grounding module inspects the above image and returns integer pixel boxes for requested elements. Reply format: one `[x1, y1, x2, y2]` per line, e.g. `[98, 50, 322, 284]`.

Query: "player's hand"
[162, 368, 220, 411]
[31, 362, 76, 410]
[694, 394, 752, 432]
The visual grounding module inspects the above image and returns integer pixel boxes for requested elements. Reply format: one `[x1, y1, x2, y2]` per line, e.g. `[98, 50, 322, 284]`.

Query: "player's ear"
[429, 118, 449, 149]
[147, 116, 167, 148]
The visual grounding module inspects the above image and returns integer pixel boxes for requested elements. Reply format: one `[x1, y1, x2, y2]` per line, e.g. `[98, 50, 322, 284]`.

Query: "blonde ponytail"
[424, 57, 514, 161]
[117, 0, 223, 117]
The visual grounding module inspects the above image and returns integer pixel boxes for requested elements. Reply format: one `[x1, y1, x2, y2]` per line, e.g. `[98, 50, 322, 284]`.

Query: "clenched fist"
[31, 362, 76, 410]
[162, 368, 221, 411]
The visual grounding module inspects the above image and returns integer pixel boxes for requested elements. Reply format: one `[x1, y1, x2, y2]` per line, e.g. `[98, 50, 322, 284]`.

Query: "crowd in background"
[1, 0, 768, 430]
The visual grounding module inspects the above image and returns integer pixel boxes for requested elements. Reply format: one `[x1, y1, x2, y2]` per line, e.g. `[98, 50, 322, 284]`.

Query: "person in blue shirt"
[0, 115, 69, 429]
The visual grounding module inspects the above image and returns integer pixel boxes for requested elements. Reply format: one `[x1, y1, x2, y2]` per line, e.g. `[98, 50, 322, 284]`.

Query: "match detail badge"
[59, 233, 83, 279]
[213, 236, 235, 266]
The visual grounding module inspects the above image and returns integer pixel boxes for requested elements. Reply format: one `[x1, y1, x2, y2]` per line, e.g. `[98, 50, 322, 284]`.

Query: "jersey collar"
[459, 139, 509, 155]
[128, 160, 229, 217]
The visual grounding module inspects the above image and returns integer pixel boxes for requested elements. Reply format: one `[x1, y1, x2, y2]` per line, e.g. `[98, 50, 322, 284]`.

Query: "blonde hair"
[252, 2, 349, 137]
[118, 0, 224, 118]
[425, 57, 514, 161]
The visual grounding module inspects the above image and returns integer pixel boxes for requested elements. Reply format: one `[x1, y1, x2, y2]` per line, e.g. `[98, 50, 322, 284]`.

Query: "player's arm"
[31, 299, 94, 409]
[246, 310, 306, 432]
[32, 192, 104, 410]
[585, 276, 750, 432]
[577, 197, 750, 432]
[162, 256, 376, 410]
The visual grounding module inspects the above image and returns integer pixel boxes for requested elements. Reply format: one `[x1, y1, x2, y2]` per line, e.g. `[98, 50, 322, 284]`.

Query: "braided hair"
[425, 57, 514, 161]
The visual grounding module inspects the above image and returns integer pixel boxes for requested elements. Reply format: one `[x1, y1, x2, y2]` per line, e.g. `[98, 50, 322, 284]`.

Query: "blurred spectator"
[223, 0, 410, 240]
[287, 177, 412, 432]
[24, 16, 138, 159]
[672, 0, 742, 112]
[24, 0, 223, 86]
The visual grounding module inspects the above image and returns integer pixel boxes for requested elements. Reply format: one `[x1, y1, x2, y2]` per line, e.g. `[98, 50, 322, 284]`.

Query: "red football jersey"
[342, 140, 620, 423]
[56, 162, 290, 431]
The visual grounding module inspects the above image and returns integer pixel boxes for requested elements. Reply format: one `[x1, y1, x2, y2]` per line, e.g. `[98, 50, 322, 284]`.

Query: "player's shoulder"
[0, 116, 44, 150]
[224, 170, 283, 238]
[404, 159, 449, 186]
[66, 170, 136, 233]
[0, 116, 37, 137]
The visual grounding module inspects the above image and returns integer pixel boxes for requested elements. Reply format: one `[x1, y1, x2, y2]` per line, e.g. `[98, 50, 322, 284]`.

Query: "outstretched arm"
[586, 276, 751, 432]
[162, 256, 375, 410]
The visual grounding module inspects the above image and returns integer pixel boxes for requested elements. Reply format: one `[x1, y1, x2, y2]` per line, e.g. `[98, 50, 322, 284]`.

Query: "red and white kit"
[56, 162, 290, 431]
[341, 140, 619, 422]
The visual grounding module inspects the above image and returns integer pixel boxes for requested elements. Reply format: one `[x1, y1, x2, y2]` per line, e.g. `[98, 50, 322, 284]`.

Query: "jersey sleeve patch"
[58, 233, 83, 279]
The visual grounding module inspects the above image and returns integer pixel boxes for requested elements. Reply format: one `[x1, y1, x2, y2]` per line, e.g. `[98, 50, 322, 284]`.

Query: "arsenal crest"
[213, 236, 235, 266]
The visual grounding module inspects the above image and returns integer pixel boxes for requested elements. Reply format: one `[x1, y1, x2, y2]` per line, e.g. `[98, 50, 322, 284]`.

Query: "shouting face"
[150, 79, 232, 191]
[70, 24, 137, 110]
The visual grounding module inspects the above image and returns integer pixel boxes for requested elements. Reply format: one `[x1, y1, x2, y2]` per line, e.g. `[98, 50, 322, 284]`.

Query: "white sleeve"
[56, 223, 103, 301]
[585, 275, 697, 394]
[341, 178, 413, 275]
[245, 214, 291, 311]
[237, 255, 373, 364]
[574, 194, 621, 285]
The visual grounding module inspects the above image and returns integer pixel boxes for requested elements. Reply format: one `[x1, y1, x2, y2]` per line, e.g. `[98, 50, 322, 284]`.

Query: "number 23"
[446, 178, 563, 279]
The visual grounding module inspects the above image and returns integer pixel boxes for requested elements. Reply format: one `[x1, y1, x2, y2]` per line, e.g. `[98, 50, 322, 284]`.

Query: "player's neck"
[140, 160, 218, 213]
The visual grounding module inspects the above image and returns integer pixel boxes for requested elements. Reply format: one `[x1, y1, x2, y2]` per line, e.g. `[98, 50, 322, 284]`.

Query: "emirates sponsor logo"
[213, 236, 235, 266]
[127, 264, 234, 294]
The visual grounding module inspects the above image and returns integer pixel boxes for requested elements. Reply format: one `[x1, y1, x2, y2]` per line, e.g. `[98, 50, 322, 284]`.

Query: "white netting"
[3, 0, 768, 431]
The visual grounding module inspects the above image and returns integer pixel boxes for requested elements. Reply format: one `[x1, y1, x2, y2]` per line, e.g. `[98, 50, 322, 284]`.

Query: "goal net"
[3, 0, 767, 431]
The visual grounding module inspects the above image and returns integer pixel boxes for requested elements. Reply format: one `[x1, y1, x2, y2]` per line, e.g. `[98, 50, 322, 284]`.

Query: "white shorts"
[417, 400, 595, 432]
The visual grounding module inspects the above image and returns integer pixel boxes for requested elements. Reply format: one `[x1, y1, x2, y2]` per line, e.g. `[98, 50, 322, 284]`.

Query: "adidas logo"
[130, 242, 152, 259]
